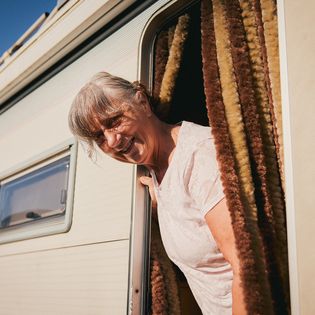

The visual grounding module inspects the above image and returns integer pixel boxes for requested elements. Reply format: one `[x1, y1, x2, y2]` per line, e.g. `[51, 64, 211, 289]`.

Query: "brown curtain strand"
[150, 247, 168, 315]
[201, 0, 289, 313]
[260, 0, 285, 192]
[224, 0, 288, 312]
[200, 0, 271, 313]
[153, 30, 170, 101]
[212, 0, 273, 312]
[240, 0, 288, 301]
[157, 14, 190, 119]
[150, 220, 181, 315]
[250, 0, 289, 304]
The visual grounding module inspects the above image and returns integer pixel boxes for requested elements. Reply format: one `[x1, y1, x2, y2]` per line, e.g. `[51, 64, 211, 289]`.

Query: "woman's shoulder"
[179, 121, 214, 151]
[177, 122, 223, 208]
[175, 121, 218, 177]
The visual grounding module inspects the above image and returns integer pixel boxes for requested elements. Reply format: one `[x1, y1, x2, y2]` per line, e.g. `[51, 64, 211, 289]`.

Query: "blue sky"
[0, 0, 56, 56]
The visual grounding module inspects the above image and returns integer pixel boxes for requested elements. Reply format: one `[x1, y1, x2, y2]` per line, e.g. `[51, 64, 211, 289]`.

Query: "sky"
[0, 0, 56, 57]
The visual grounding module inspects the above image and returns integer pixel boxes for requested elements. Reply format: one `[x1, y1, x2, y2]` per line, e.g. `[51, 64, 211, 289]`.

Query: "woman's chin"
[130, 154, 145, 165]
[122, 151, 142, 164]
[127, 145, 147, 164]
[121, 143, 149, 165]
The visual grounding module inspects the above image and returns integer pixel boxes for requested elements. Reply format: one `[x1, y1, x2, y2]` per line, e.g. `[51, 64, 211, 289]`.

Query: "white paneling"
[0, 240, 129, 315]
[280, 1, 315, 314]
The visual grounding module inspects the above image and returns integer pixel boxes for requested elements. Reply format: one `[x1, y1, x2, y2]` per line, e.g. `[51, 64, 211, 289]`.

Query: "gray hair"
[68, 72, 152, 155]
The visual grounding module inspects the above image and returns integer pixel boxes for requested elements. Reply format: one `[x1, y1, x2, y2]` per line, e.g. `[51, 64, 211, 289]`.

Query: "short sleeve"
[187, 139, 225, 217]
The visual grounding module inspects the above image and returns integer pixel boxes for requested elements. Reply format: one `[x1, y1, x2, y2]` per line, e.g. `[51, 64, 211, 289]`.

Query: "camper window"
[0, 155, 70, 229]
[0, 141, 77, 243]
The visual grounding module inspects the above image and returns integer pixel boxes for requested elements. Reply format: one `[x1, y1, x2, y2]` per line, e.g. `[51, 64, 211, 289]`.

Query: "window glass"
[0, 155, 70, 228]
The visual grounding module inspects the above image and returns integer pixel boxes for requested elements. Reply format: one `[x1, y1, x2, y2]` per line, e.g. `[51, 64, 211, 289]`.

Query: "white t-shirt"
[150, 121, 233, 315]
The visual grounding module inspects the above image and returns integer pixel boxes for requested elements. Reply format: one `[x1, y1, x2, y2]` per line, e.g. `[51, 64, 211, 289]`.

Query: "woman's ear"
[135, 91, 152, 117]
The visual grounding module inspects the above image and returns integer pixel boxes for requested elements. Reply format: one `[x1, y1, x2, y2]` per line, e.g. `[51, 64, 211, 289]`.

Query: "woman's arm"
[205, 197, 247, 315]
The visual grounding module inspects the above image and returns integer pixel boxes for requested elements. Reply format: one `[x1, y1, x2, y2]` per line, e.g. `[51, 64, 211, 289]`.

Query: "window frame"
[0, 139, 77, 244]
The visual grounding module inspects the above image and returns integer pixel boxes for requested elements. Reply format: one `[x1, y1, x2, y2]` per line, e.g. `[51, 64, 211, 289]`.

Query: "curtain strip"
[150, 221, 181, 315]
[201, 1, 266, 313]
[223, 0, 287, 312]
[252, 0, 282, 192]
[260, 0, 285, 190]
[213, 0, 257, 223]
[153, 30, 170, 100]
[242, 0, 288, 287]
[168, 26, 176, 50]
[151, 242, 168, 315]
[212, 1, 274, 313]
[158, 14, 190, 118]
[251, 0, 289, 303]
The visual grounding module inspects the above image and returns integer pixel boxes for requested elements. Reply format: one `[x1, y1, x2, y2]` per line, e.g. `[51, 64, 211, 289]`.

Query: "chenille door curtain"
[150, 0, 289, 314]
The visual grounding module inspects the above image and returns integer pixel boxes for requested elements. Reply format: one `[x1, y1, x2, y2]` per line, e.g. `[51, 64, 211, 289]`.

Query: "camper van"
[0, 0, 313, 314]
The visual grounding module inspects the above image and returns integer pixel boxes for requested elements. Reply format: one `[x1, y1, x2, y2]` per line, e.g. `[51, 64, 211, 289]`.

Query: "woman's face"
[93, 99, 157, 167]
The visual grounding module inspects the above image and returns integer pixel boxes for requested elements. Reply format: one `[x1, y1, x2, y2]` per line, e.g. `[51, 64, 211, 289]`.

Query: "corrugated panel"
[0, 240, 129, 315]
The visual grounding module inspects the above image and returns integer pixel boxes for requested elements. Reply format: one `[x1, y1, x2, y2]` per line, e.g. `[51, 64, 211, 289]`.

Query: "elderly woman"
[68, 72, 246, 314]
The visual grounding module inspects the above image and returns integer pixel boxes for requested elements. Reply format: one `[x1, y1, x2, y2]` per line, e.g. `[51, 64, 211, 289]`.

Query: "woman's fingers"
[139, 176, 152, 186]
[139, 176, 157, 210]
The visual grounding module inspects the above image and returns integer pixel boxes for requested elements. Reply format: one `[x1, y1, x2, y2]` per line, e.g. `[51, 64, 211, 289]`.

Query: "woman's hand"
[139, 176, 157, 210]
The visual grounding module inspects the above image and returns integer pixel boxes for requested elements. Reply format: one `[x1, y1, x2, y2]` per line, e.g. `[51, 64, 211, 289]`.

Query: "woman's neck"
[149, 120, 181, 183]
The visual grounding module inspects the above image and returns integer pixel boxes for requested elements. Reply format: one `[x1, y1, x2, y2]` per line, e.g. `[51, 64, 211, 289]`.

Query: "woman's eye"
[109, 117, 122, 130]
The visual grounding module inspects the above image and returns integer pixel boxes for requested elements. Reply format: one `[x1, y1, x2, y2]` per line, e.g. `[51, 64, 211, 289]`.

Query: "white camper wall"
[0, 0, 170, 314]
[279, 0, 315, 314]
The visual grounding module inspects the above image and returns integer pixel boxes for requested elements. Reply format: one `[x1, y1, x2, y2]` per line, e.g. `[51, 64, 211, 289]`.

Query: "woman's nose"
[103, 129, 121, 149]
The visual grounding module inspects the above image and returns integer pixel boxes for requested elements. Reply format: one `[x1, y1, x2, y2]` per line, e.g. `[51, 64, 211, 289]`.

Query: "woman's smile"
[120, 137, 148, 163]
[120, 137, 135, 154]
